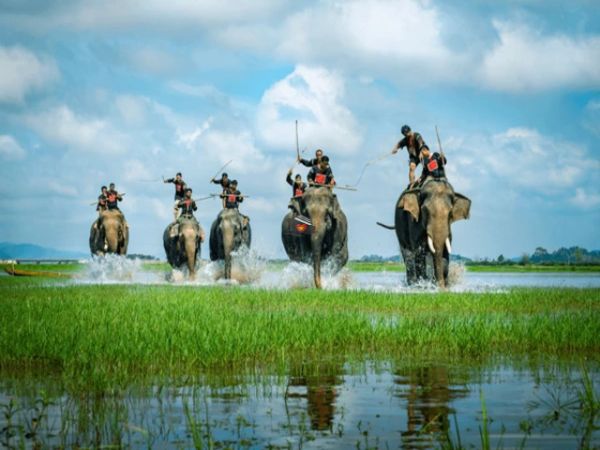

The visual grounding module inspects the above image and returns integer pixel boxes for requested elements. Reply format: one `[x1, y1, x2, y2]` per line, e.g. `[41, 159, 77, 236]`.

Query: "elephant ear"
[399, 192, 420, 222]
[451, 193, 471, 222]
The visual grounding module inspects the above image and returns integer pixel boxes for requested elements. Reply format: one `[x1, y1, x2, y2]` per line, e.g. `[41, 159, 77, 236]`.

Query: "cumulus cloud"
[257, 65, 362, 154]
[444, 127, 599, 202]
[0, 135, 26, 160]
[24, 105, 128, 154]
[479, 22, 600, 92]
[0, 45, 59, 103]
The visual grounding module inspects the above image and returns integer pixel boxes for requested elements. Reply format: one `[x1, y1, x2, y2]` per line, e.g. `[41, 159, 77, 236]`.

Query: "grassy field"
[0, 276, 598, 383]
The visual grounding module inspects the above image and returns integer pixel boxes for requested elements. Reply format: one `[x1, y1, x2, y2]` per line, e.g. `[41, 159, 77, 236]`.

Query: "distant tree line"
[468, 246, 600, 266]
[359, 246, 600, 266]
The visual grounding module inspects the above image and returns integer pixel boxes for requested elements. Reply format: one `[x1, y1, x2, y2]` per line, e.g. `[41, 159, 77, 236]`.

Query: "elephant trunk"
[311, 220, 326, 289]
[222, 225, 234, 280]
[182, 230, 197, 279]
[105, 227, 119, 254]
[428, 220, 450, 288]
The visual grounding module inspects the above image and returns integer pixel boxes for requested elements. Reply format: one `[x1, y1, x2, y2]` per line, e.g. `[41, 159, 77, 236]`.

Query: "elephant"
[89, 209, 129, 256]
[209, 209, 251, 279]
[377, 179, 470, 288]
[163, 217, 203, 279]
[281, 187, 348, 288]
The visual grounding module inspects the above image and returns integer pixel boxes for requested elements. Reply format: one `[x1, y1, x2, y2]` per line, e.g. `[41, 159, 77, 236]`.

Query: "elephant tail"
[376, 222, 395, 230]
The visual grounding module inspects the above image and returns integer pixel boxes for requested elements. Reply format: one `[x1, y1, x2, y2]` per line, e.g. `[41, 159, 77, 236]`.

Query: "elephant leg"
[401, 247, 417, 285]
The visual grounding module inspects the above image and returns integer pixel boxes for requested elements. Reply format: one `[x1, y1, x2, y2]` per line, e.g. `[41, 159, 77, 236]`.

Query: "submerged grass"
[0, 280, 598, 381]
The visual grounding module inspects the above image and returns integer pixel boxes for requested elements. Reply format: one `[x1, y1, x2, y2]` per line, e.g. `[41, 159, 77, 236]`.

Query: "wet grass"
[0, 280, 598, 383]
[466, 264, 600, 273]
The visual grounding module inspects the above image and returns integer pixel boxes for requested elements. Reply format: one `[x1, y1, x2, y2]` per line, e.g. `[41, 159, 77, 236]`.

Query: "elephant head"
[302, 187, 347, 289]
[164, 218, 202, 279]
[91, 210, 128, 256]
[210, 209, 251, 280]
[400, 181, 470, 287]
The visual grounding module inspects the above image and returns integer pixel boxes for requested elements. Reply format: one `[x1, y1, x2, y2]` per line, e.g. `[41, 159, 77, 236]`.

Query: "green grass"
[0, 262, 84, 273]
[0, 280, 598, 382]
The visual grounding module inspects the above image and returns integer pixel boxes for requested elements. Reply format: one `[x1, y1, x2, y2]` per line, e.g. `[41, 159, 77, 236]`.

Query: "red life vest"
[228, 194, 236, 203]
[176, 184, 183, 192]
[294, 187, 304, 197]
[108, 194, 117, 202]
[427, 159, 439, 171]
[315, 173, 326, 185]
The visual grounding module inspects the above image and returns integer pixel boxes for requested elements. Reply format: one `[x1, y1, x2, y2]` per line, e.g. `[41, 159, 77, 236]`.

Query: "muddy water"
[1, 360, 597, 449]
[74, 255, 600, 290]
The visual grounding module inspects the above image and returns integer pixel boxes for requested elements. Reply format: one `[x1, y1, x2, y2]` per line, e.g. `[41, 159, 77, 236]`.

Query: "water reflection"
[286, 362, 344, 431]
[393, 365, 470, 449]
[0, 360, 597, 449]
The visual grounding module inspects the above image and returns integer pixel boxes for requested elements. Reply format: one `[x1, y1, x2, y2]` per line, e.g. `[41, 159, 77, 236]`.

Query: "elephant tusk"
[445, 238, 452, 254]
[427, 236, 436, 254]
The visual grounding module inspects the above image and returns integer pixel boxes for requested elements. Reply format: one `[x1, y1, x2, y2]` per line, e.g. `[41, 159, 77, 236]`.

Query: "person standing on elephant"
[286, 169, 307, 214]
[96, 186, 108, 215]
[106, 183, 123, 211]
[221, 180, 244, 209]
[418, 147, 447, 185]
[211, 173, 230, 192]
[391, 124, 427, 186]
[299, 148, 324, 168]
[164, 172, 187, 221]
[308, 156, 335, 187]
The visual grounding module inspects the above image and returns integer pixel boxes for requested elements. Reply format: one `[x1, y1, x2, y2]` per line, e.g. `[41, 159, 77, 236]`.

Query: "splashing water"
[76, 255, 163, 285]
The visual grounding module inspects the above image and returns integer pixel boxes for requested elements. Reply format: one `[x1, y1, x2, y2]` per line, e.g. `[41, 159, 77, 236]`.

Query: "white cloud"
[0, 45, 59, 103]
[444, 127, 598, 196]
[200, 129, 270, 174]
[24, 105, 128, 154]
[276, 0, 461, 83]
[571, 188, 600, 210]
[0, 135, 26, 160]
[177, 118, 213, 150]
[257, 65, 362, 154]
[479, 22, 600, 92]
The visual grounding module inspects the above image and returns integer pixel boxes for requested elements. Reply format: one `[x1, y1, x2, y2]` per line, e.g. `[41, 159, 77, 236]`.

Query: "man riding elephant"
[164, 172, 187, 221]
[281, 186, 348, 289]
[164, 189, 204, 280]
[286, 169, 307, 215]
[209, 207, 251, 280]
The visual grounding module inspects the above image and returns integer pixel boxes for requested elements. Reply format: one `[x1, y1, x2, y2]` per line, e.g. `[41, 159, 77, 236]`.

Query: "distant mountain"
[0, 242, 88, 260]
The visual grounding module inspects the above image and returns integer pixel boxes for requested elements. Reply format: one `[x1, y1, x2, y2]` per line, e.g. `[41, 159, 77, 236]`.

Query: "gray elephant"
[89, 210, 129, 256]
[163, 218, 204, 279]
[281, 187, 348, 288]
[209, 209, 251, 279]
[377, 179, 470, 287]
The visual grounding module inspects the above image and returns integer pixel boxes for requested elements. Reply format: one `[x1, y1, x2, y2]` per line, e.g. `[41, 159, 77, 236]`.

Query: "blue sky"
[0, 0, 598, 259]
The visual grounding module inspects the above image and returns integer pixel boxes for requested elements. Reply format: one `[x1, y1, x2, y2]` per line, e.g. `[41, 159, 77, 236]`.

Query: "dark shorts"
[409, 154, 420, 166]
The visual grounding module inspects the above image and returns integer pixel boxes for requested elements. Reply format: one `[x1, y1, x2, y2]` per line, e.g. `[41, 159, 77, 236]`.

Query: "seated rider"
[164, 172, 187, 221]
[175, 188, 205, 242]
[286, 169, 307, 214]
[418, 147, 447, 185]
[178, 188, 198, 219]
[299, 148, 324, 168]
[211, 172, 230, 192]
[106, 183, 123, 211]
[307, 156, 335, 187]
[221, 180, 244, 209]
[96, 185, 108, 215]
[391, 124, 427, 186]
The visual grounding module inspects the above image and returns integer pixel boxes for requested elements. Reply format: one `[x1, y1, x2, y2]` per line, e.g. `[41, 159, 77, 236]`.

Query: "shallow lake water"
[1, 360, 597, 449]
[71, 255, 600, 290]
